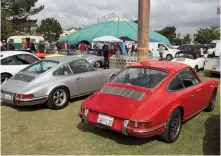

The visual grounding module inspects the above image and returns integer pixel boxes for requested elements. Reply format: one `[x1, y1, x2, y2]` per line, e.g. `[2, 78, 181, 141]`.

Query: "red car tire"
[158, 108, 183, 143]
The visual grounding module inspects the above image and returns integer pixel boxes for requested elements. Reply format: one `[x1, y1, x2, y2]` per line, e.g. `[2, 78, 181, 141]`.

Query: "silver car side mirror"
[108, 73, 115, 81]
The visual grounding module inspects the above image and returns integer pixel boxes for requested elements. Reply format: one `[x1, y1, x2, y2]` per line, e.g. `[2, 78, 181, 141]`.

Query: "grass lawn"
[1, 71, 220, 155]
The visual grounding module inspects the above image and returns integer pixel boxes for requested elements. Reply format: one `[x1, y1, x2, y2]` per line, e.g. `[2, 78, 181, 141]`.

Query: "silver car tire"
[94, 61, 101, 68]
[1, 73, 12, 85]
[47, 87, 69, 110]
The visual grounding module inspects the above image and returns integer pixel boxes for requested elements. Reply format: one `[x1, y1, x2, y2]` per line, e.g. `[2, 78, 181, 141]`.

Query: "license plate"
[2, 93, 12, 101]
[97, 114, 114, 127]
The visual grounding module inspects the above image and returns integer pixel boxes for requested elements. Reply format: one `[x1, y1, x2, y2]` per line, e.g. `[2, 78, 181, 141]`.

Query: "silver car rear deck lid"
[12, 74, 35, 82]
[100, 86, 146, 101]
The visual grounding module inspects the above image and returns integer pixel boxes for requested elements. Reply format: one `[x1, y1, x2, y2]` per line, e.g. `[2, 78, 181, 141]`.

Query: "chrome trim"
[133, 123, 165, 134]
[118, 88, 125, 95]
[185, 106, 207, 120]
[83, 109, 89, 123]
[139, 93, 146, 101]
[122, 120, 129, 135]
[128, 90, 134, 97]
[15, 96, 48, 102]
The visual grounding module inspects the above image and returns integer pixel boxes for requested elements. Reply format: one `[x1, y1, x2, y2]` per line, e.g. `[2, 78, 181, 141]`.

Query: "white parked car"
[171, 51, 205, 72]
[0, 51, 40, 84]
[207, 40, 220, 57]
[149, 42, 180, 61]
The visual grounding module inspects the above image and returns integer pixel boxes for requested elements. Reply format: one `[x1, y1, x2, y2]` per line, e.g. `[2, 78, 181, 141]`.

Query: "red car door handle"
[190, 93, 195, 97]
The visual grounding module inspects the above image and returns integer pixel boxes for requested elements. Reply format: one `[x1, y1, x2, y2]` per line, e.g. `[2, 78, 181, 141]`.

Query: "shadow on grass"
[77, 122, 155, 146]
[1, 102, 47, 111]
[1, 94, 91, 112]
[204, 70, 220, 79]
[203, 114, 220, 155]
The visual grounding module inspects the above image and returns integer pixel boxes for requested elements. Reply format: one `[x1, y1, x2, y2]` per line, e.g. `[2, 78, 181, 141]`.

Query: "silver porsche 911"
[1, 56, 120, 110]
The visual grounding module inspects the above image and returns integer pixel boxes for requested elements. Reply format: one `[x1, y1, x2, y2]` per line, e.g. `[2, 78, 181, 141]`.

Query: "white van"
[7, 36, 44, 50]
[207, 40, 220, 57]
[149, 42, 180, 60]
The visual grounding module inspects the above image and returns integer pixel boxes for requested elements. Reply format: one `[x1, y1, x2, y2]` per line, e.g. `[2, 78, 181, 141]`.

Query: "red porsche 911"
[79, 61, 218, 143]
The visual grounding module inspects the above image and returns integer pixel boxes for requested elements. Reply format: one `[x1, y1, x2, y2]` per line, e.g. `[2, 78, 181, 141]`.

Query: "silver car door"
[68, 59, 103, 95]
[53, 64, 80, 97]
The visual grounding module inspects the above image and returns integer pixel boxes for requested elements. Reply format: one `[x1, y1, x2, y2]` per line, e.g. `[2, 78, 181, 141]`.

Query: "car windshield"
[111, 67, 168, 89]
[22, 60, 59, 74]
[175, 53, 195, 59]
[165, 44, 174, 49]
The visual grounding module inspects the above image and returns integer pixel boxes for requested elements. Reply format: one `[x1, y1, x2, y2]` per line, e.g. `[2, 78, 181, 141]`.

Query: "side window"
[15, 54, 39, 64]
[1, 56, 18, 65]
[190, 70, 200, 84]
[167, 75, 184, 91]
[54, 64, 72, 76]
[83, 60, 95, 71]
[179, 68, 197, 88]
[68, 60, 89, 74]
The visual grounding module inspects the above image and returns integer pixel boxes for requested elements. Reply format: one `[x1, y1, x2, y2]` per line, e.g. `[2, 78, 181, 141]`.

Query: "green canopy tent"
[67, 17, 170, 44]
[59, 35, 69, 42]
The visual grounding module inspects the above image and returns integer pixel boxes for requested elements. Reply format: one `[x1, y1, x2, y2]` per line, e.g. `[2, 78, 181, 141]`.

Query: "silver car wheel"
[94, 61, 101, 68]
[52, 89, 67, 106]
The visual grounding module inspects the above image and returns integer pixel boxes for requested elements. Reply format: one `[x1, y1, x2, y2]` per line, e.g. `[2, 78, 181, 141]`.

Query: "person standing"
[8, 41, 15, 50]
[120, 41, 126, 55]
[102, 44, 109, 69]
[30, 41, 36, 53]
[158, 44, 164, 61]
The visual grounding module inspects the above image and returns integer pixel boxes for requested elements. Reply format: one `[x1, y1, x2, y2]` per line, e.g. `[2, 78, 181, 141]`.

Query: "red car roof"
[128, 60, 189, 73]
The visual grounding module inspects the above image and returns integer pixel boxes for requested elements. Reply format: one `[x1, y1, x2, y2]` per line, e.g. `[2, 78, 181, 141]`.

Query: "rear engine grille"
[100, 86, 146, 101]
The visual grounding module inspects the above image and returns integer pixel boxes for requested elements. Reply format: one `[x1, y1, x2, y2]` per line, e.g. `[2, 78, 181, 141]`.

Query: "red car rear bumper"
[78, 111, 166, 138]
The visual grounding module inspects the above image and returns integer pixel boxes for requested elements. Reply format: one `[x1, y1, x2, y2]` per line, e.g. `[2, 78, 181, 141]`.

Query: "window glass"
[22, 60, 59, 74]
[1, 56, 18, 65]
[179, 68, 196, 88]
[54, 65, 72, 76]
[167, 75, 184, 91]
[111, 67, 168, 89]
[15, 54, 39, 64]
[175, 53, 195, 59]
[83, 60, 95, 71]
[69, 60, 89, 74]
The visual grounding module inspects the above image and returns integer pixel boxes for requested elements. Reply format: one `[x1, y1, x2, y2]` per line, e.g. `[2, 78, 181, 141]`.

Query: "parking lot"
[1, 71, 220, 155]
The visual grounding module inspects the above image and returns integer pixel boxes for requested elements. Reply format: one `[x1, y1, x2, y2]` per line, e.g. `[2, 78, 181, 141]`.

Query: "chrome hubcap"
[170, 115, 180, 138]
[167, 55, 172, 60]
[52, 89, 67, 106]
[95, 62, 101, 68]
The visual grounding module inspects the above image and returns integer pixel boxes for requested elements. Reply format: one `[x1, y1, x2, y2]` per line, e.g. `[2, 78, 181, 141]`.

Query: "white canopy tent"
[92, 35, 123, 43]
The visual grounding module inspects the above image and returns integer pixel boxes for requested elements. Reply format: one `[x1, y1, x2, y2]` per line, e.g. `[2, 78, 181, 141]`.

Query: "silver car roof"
[44, 55, 85, 63]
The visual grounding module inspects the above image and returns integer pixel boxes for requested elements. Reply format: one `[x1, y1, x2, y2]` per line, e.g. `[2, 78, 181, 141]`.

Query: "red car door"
[178, 68, 206, 118]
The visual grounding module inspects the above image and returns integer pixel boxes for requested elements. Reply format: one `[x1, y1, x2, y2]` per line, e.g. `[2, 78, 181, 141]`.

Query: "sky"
[32, 0, 220, 37]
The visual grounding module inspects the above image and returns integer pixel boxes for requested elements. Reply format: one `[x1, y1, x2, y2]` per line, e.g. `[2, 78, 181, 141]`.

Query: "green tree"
[194, 27, 220, 44]
[1, 10, 13, 39]
[183, 33, 192, 44]
[1, 0, 44, 35]
[155, 26, 177, 44]
[37, 18, 63, 41]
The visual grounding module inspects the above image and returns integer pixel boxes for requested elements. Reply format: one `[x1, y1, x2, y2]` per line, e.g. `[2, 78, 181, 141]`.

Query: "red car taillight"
[16, 94, 34, 99]
[129, 120, 153, 128]
[80, 106, 85, 113]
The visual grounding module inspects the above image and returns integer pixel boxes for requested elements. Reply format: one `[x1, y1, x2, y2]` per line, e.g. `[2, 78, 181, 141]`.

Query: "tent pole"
[137, 0, 150, 61]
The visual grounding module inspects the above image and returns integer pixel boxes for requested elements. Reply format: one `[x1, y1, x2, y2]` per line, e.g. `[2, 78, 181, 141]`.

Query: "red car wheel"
[158, 108, 182, 143]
